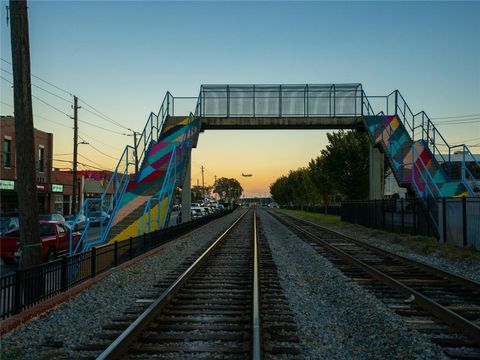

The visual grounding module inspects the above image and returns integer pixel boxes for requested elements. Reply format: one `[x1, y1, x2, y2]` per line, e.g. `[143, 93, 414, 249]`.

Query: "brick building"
[0, 116, 54, 215]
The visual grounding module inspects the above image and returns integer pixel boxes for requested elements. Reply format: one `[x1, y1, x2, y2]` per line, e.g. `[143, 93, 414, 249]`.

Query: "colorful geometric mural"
[107, 115, 201, 242]
[363, 115, 470, 198]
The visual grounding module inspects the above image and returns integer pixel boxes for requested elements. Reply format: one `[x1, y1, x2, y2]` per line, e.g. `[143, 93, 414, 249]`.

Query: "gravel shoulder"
[258, 208, 446, 360]
[0, 210, 244, 360]
[277, 209, 480, 283]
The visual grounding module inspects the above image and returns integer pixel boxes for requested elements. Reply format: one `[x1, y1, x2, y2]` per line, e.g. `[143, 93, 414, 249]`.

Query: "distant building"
[0, 116, 53, 214]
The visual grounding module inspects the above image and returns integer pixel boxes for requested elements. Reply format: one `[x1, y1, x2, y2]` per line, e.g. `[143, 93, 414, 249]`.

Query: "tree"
[214, 177, 243, 202]
[321, 130, 369, 200]
[191, 185, 213, 202]
[308, 155, 335, 212]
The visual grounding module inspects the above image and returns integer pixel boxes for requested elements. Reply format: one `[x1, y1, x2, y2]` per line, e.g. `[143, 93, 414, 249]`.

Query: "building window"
[38, 145, 45, 172]
[3, 138, 11, 168]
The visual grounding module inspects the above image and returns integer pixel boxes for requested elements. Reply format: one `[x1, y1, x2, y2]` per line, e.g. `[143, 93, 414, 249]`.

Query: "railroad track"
[270, 210, 480, 360]
[80, 209, 298, 359]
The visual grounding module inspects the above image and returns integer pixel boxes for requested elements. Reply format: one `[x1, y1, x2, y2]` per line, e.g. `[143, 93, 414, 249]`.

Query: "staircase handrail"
[70, 145, 135, 254]
[138, 145, 177, 235]
[410, 143, 442, 199]
[390, 90, 478, 195]
[134, 92, 173, 177]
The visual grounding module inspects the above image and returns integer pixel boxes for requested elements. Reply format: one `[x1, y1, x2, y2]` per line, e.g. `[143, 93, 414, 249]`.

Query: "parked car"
[191, 208, 204, 220]
[0, 221, 81, 264]
[0, 216, 19, 236]
[191, 205, 206, 218]
[39, 214, 66, 223]
[64, 214, 88, 231]
[88, 211, 110, 227]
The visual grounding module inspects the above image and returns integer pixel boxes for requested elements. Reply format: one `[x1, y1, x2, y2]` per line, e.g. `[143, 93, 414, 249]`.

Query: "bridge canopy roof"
[198, 84, 364, 118]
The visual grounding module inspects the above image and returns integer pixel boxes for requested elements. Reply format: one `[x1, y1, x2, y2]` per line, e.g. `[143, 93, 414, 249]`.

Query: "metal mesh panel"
[281, 85, 305, 116]
[200, 84, 362, 117]
[230, 86, 253, 116]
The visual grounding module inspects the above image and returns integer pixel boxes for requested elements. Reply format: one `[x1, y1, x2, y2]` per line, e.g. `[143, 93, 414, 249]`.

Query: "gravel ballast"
[283, 211, 480, 283]
[0, 210, 243, 360]
[257, 209, 446, 360]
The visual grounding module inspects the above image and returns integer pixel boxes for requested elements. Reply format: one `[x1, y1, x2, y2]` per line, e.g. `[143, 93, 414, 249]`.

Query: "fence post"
[91, 247, 96, 278]
[391, 198, 394, 232]
[462, 196, 467, 247]
[412, 198, 417, 235]
[401, 198, 405, 233]
[129, 237, 133, 260]
[114, 241, 118, 267]
[442, 197, 447, 244]
[382, 200, 386, 230]
[14, 269, 23, 314]
[143, 233, 147, 253]
[61, 256, 68, 292]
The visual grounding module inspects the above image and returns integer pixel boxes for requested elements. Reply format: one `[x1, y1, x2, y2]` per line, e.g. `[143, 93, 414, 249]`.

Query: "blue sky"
[1, 1, 479, 196]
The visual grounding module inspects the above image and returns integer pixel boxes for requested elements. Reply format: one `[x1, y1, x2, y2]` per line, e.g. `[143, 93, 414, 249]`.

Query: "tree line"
[270, 130, 369, 208]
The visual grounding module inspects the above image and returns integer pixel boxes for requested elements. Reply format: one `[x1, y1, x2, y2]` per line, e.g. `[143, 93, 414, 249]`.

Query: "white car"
[191, 205, 206, 217]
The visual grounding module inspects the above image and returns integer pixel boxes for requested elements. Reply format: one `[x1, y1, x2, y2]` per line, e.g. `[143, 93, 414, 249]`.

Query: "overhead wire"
[79, 135, 119, 160]
[1, 58, 72, 96]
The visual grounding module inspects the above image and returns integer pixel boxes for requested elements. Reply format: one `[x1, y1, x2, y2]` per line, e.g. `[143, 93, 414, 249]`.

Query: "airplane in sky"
[242, 173, 253, 177]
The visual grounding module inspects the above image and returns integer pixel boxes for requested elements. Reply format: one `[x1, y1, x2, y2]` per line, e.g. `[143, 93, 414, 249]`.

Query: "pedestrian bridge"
[196, 84, 365, 130]
[68, 83, 480, 254]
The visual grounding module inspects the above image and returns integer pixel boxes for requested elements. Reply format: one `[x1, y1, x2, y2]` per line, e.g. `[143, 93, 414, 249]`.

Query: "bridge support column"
[369, 144, 385, 200]
[181, 152, 192, 223]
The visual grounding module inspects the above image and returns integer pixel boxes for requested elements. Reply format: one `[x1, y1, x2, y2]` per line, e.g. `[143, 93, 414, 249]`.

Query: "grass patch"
[366, 229, 480, 262]
[277, 209, 341, 225]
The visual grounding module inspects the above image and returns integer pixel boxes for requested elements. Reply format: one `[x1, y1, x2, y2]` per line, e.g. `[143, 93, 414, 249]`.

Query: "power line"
[79, 131, 123, 151]
[78, 98, 130, 131]
[0, 99, 72, 129]
[1, 58, 130, 135]
[52, 158, 104, 171]
[431, 113, 480, 120]
[1, 68, 72, 103]
[436, 119, 480, 126]
[79, 135, 118, 160]
[78, 153, 106, 169]
[1, 57, 72, 96]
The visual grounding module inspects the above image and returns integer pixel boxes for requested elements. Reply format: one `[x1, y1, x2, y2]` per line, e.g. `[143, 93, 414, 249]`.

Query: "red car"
[0, 221, 80, 264]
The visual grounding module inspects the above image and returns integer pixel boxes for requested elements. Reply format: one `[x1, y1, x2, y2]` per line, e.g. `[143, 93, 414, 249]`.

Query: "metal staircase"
[69, 92, 201, 254]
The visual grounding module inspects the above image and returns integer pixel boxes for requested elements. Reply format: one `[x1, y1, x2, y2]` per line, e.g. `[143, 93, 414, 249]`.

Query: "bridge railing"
[367, 90, 479, 195]
[197, 84, 364, 118]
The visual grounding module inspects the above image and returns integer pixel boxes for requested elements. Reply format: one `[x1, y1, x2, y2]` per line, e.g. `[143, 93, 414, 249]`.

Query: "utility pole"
[9, 0, 42, 269]
[72, 96, 79, 213]
[201, 165, 205, 201]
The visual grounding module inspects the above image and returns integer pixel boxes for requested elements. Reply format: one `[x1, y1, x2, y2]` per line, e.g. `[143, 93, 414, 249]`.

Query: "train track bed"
[77, 209, 299, 359]
[270, 210, 480, 359]
[0, 211, 243, 360]
[278, 209, 480, 284]
[258, 209, 445, 359]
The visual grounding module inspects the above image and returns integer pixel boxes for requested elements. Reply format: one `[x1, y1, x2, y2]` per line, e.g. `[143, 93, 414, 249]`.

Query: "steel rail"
[276, 214, 480, 344]
[96, 209, 250, 360]
[252, 210, 262, 360]
[286, 215, 480, 294]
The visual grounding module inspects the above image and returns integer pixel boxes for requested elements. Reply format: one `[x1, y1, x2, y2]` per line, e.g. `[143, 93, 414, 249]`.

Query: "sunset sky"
[1, 1, 479, 197]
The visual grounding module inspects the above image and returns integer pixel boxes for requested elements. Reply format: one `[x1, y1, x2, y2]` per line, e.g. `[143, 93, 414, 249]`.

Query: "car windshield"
[0, 217, 19, 235]
[64, 215, 75, 221]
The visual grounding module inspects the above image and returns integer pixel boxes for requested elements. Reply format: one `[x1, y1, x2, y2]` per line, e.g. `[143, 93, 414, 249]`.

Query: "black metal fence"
[341, 198, 480, 250]
[0, 210, 232, 319]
